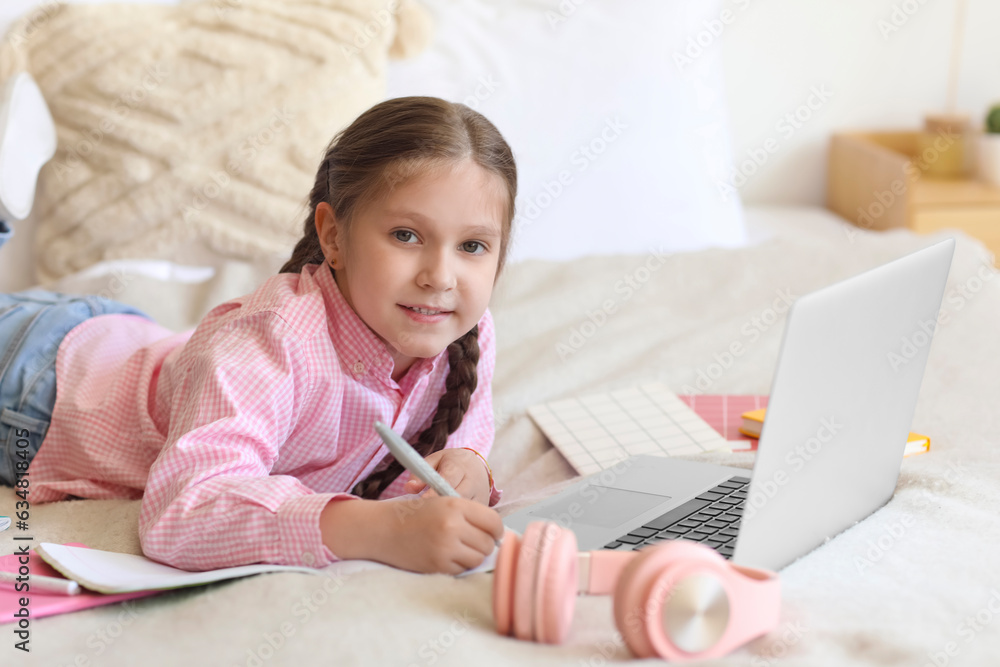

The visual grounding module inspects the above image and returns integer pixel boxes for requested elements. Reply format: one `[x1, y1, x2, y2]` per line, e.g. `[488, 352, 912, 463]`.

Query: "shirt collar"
[310, 263, 446, 388]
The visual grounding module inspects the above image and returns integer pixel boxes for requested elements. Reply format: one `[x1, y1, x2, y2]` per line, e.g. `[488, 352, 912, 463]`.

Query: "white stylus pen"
[0, 570, 81, 596]
[373, 420, 503, 549]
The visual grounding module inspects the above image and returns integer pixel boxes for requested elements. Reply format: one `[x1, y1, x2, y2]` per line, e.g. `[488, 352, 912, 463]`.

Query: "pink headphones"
[493, 521, 781, 662]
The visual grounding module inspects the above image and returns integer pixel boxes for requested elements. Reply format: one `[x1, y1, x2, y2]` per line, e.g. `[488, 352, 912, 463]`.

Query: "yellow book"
[739, 408, 930, 457]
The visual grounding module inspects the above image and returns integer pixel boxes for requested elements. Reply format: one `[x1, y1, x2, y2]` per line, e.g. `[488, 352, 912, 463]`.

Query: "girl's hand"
[402, 448, 491, 505]
[375, 495, 504, 575]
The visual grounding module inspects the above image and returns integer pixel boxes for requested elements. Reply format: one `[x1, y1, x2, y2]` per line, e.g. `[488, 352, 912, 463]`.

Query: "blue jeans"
[0, 220, 151, 487]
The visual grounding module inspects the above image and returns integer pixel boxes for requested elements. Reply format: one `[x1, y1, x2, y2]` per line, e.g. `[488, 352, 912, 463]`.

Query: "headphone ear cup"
[532, 522, 578, 644]
[613, 540, 730, 661]
[511, 521, 546, 641]
[504, 521, 578, 644]
[492, 528, 520, 637]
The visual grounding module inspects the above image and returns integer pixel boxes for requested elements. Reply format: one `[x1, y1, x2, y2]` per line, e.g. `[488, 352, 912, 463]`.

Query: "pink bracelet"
[459, 447, 494, 491]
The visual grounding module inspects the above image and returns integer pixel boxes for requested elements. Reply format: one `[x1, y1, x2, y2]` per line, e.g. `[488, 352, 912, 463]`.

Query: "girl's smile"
[399, 304, 452, 322]
[315, 158, 507, 382]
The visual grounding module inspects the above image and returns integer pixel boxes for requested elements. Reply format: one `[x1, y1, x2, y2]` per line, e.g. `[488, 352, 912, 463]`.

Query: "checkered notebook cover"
[677, 394, 769, 444]
[528, 383, 763, 476]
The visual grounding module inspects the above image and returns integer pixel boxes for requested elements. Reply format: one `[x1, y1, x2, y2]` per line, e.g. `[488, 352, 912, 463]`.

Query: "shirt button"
[353, 361, 366, 374]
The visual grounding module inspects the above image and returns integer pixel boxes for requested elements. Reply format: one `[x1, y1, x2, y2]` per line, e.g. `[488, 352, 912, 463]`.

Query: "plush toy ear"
[389, 0, 434, 60]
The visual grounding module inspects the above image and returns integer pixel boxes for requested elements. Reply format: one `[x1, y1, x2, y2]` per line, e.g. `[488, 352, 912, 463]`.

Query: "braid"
[279, 152, 334, 274]
[278, 226, 325, 274]
[351, 325, 481, 499]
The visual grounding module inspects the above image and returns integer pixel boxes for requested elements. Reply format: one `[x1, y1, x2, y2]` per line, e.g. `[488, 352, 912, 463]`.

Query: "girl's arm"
[318, 497, 381, 560]
[138, 311, 353, 571]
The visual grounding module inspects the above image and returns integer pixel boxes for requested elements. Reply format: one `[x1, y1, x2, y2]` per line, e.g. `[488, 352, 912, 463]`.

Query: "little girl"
[0, 88, 515, 576]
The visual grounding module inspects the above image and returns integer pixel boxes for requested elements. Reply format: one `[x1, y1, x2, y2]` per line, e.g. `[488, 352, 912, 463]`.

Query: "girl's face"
[316, 158, 506, 382]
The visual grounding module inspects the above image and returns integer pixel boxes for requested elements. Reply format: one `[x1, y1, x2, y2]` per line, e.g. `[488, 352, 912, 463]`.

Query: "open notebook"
[31, 541, 491, 594]
[34, 543, 325, 595]
[2, 534, 495, 623]
[0, 543, 163, 623]
[0, 543, 402, 623]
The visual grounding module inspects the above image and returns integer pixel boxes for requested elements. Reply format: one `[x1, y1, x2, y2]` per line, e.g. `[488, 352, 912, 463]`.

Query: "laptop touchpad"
[527, 485, 670, 529]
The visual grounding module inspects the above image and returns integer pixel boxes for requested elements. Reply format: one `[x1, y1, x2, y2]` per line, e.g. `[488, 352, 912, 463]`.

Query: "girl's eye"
[462, 241, 487, 255]
[393, 230, 417, 244]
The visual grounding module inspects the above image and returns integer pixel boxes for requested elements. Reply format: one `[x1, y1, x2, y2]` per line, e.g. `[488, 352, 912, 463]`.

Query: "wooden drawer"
[911, 207, 1000, 260]
[828, 131, 1000, 264]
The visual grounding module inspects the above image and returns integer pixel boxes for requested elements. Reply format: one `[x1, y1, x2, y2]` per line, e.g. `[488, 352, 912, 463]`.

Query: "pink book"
[1, 543, 164, 624]
[677, 394, 769, 448]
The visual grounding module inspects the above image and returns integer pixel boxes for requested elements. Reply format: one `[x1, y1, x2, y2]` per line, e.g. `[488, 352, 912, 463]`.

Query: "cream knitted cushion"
[0, 0, 432, 282]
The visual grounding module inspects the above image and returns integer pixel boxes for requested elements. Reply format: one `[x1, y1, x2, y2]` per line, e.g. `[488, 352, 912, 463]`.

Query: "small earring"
[329, 258, 337, 269]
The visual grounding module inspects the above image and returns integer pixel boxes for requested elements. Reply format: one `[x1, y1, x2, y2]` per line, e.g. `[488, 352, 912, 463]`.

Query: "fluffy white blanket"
[1, 207, 998, 665]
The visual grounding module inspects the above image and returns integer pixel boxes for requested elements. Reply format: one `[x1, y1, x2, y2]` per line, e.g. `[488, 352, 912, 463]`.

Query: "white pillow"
[5, 0, 431, 283]
[386, 0, 746, 263]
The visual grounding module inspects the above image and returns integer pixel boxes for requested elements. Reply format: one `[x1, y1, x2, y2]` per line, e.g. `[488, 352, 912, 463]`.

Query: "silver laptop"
[503, 239, 955, 571]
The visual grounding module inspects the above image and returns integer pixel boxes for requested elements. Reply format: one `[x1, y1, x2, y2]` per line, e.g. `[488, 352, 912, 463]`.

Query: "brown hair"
[280, 96, 516, 500]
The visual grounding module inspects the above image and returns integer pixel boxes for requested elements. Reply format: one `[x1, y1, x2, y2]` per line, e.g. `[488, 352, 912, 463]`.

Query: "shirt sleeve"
[443, 308, 502, 507]
[137, 311, 355, 571]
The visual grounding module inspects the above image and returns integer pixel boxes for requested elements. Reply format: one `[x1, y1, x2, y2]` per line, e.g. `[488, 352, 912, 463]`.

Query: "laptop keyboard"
[602, 476, 750, 559]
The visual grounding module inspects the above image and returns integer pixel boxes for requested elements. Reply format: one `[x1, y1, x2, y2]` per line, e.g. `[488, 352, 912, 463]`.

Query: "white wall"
[720, 0, 1000, 205]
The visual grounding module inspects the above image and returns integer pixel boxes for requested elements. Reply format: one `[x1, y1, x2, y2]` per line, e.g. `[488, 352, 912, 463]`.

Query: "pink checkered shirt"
[29, 263, 501, 570]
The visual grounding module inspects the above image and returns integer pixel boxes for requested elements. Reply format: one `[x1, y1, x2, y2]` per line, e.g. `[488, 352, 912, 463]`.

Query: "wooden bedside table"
[827, 131, 1000, 263]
